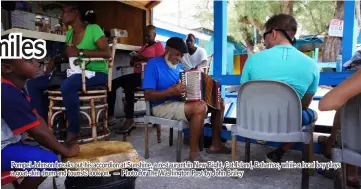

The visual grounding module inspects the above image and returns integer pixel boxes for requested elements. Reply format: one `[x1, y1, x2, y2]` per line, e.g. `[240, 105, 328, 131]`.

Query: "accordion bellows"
[180, 70, 221, 110]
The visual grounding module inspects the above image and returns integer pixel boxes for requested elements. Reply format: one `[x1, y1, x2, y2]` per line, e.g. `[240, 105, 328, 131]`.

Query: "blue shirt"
[1, 79, 40, 149]
[142, 57, 184, 107]
[240, 45, 320, 99]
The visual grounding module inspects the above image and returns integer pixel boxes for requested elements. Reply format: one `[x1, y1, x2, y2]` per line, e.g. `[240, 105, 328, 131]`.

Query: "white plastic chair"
[144, 101, 207, 162]
[332, 94, 361, 189]
[231, 80, 314, 189]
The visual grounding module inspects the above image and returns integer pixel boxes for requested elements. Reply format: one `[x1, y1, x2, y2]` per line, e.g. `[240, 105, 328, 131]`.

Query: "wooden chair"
[48, 38, 117, 143]
[200, 54, 213, 75]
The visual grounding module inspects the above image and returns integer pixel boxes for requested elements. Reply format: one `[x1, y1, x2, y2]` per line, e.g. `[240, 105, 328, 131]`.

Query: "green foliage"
[293, 1, 336, 35]
[193, 0, 336, 46]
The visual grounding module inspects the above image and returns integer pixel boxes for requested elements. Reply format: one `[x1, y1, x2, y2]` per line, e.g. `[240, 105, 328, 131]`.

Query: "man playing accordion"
[142, 37, 231, 162]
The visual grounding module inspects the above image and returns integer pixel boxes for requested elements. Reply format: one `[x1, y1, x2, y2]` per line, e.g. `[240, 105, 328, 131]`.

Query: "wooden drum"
[63, 141, 140, 189]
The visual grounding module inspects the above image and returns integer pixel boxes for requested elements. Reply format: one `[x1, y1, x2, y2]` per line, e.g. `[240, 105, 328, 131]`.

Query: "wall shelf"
[1, 28, 65, 42]
[2, 28, 141, 51]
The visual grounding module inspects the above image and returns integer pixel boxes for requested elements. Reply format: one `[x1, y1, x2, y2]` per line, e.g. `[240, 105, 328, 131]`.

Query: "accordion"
[180, 70, 221, 110]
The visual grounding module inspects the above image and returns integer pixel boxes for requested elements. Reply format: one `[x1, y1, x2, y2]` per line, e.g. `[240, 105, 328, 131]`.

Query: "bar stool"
[47, 38, 117, 143]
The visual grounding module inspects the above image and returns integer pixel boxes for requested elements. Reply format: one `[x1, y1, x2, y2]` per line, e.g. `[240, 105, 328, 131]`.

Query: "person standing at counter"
[27, 3, 111, 146]
[107, 25, 165, 133]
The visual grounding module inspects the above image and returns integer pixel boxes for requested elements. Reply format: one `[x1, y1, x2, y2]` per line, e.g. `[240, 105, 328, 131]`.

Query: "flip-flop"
[115, 122, 135, 134]
[206, 145, 231, 154]
[108, 117, 119, 125]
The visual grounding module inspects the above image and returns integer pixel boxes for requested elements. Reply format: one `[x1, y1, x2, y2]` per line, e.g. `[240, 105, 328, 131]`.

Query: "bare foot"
[206, 144, 231, 154]
[65, 132, 79, 147]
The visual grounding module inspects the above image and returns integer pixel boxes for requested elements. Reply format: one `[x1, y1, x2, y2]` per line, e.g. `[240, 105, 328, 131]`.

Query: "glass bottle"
[35, 15, 43, 32]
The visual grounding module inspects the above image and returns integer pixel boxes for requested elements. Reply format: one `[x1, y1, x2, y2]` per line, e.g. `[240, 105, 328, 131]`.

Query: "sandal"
[115, 121, 135, 134]
[108, 117, 118, 125]
[206, 145, 231, 154]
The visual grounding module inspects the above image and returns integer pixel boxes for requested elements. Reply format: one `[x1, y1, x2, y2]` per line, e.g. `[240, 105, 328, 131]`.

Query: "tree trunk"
[282, 0, 293, 15]
[322, 1, 344, 62]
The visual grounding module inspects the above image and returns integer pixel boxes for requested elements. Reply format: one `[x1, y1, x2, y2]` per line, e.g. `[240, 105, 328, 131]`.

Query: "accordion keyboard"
[181, 71, 202, 101]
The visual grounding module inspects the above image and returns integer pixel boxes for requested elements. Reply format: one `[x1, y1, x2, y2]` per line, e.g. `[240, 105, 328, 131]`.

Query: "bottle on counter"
[54, 24, 61, 34]
[62, 23, 68, 35]
[43, 17, 51, 33]
[35, 15, 43, 32]
[336, 54, 343, 72]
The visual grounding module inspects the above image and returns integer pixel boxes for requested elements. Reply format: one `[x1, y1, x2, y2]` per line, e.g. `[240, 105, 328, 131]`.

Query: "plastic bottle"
[336, 54, 343, 72]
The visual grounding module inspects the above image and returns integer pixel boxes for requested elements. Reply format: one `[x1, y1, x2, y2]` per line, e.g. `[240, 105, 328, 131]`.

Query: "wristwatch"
[79, 50, 84, 56]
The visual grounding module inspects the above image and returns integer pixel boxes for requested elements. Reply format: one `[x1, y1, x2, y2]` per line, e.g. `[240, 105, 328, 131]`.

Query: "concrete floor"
[4, 87, 360, 189]
[4, 125, 360, 189]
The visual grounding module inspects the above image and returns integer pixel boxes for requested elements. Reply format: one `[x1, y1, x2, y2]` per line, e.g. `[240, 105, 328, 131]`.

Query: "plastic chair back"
[340, 93, 361, 153]
[236, 80, 303, 142]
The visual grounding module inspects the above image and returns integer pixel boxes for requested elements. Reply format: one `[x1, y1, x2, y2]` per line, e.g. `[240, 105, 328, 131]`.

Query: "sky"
[153, 0, 205, 29]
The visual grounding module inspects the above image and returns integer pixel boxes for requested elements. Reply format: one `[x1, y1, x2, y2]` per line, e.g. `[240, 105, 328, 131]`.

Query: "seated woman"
[318, 69, 361, 188]
[107, 25, 165, 133]
[26, 3, 111, 145]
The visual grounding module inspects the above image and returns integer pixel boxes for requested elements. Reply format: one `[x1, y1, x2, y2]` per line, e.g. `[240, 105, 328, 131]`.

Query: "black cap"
[166, 37, 188, 54]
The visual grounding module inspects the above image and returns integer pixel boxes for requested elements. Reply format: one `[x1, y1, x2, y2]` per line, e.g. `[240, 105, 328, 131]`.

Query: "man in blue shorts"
[142, 37, 231, 161]
[240, 14, 320, 162]
[1, 59, 79, 189]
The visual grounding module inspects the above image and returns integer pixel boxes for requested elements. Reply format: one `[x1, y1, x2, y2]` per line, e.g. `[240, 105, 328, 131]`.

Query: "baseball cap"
[166, 37, 188, 54]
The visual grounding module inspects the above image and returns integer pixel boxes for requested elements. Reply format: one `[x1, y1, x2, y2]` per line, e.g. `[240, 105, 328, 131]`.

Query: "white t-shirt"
[181, 47, 208, 71]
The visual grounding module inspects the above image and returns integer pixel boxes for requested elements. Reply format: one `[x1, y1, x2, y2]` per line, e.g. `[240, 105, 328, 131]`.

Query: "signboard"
[328, 19, 344, 37]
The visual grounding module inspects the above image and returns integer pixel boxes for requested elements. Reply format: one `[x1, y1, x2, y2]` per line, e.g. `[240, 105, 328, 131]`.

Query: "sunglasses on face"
[263, 29, 296, 45]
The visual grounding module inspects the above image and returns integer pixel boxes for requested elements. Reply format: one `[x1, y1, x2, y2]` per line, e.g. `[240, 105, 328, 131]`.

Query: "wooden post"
[308, 124, 315, 176]
[232, 135, 237, 179]
[232, 135, 236, 161]
[48, 99, 54, 132]
[145, 9, 150, 26]
[90, 99, 97, 142]
[156, 124, 161, 143]
[82, 60, 86, 93]
[108, 38, 117, 92]
[103, 98, 109, 140]
[144, 123, 149, 159]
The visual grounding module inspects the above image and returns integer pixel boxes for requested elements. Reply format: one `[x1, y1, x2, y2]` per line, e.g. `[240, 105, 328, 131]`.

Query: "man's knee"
[192, 101, 208, 115]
